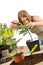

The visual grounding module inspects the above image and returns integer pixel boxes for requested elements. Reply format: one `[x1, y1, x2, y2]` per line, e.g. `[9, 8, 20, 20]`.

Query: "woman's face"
[21, 17, 30, 25]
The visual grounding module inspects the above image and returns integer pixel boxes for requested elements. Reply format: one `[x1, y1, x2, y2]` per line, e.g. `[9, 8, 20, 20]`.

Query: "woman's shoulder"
[32, 16, 39, 19]
[31, 16, 41, 22]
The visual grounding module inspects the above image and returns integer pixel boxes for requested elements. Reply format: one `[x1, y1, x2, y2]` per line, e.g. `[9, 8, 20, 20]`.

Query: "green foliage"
[16, 24, 32, 36]
[0, 23, 21, 51]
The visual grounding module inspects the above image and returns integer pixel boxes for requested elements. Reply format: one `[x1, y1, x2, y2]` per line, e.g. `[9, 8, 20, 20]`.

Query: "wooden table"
[10, 53, 43, 65]
[0, 45, 43, 65]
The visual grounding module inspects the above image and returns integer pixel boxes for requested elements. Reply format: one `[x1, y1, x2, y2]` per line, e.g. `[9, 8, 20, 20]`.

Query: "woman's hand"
[28, 21, 43, 27]
[9, 20, 19, 29]
[26, 22, 35, 28]
[28, 22, 35, 27]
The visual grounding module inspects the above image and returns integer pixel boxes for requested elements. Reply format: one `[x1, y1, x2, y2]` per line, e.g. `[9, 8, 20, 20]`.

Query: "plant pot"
[2, 49, 10, 57]
[0, 45, 10, 58]
[0, 45, 10, 51]
[26, 40, 40, 52]
[13, 52, 24, 63]
[0, 52, 2, 58]
[0, 45, 12, 53]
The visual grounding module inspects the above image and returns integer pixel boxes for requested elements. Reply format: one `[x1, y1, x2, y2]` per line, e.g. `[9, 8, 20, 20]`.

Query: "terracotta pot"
[13, 52, 24, 63]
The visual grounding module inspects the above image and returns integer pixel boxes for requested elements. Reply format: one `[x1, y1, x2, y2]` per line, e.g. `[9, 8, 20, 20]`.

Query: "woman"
[18, 10, 43, 26]
[9, 12, 38, 46]
[18, 10, 43, 40]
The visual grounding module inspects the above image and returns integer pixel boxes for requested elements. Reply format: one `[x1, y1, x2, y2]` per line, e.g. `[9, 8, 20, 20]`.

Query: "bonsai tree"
[16, 24, 39, 53]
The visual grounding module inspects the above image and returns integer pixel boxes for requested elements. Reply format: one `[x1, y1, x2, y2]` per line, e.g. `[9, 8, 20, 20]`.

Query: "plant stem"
[28, 29, 33, 41]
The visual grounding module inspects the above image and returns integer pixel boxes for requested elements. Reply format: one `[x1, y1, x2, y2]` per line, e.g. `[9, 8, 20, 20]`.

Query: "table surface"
[0, 45, 43, 65]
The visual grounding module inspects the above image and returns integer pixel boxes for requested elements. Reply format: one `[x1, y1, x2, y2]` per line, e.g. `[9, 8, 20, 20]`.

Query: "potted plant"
[0, 23, 15, 57]
[16, 24, 40, 53]
[0, 24, 16, 56]
[10, 37, 24, 63]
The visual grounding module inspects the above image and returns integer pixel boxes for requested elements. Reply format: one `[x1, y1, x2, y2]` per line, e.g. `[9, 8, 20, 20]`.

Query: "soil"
[0, 57, 12, 64]
[10, 53, 43, 65]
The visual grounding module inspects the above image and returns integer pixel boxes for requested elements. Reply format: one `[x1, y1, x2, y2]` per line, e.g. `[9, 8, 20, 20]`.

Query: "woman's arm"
[28, 16, 43, 27]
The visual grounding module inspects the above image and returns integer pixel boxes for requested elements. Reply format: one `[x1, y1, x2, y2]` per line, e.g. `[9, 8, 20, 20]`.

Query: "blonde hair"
[18, 10, 32, 24]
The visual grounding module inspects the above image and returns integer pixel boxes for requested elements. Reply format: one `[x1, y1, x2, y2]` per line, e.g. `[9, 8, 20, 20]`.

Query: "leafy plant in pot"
[10, 36, 24, 63]
[10, 38, 24, 63]
[16, 24, 40, 53]
[10, 39, 24, 63]
[0, 23, 15, 58]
